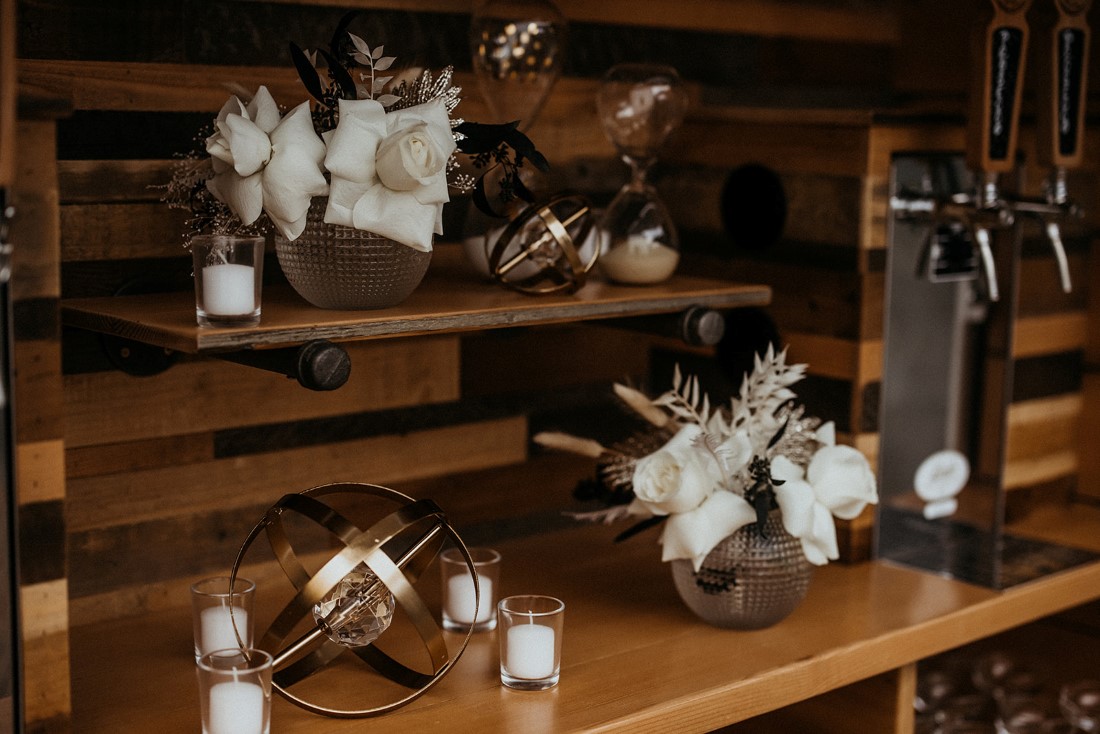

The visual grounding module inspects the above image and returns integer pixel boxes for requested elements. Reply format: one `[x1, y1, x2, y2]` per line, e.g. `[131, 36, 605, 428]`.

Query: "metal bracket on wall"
[100, 335, 351, 391]
[98, 277, 351, 391]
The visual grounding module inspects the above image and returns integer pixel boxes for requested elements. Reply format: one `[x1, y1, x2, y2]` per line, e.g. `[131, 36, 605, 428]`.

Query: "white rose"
[806, 444, 878, 520]
[323, 97, 456, 252]
[375, 121, 448, 191]
[205, 86, 328, 240]
[632, 425, 721, 515]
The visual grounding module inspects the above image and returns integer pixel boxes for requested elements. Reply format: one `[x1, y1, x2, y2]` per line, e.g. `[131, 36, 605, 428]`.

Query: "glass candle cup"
[440, 547, 501, 632]
[197, 648, 273, 734]
[497, 595, 564, 691]
[192, 234, 264, 327]
[190, 576, 255, 661]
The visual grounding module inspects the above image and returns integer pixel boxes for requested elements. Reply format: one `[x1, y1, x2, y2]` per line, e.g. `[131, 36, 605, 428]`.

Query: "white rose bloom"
[375, 121, 448, 191]
[205, 86, 328, 240]
[632, 424, 721, 515]
[806, 444, 878, 520]
[324, 97, 456, 252]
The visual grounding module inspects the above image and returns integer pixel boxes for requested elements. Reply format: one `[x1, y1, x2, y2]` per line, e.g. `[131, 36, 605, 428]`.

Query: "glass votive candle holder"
[497, 595, 564, 691]
[192, 234, 264, 327]
[440, 547, 501, 632]
[197, 648, 273, 734]
[191, 576, 255, 661]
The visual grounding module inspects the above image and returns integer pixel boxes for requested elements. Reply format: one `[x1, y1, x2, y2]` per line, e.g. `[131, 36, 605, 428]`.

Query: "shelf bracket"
[597, 306, 727, 347]
[215, 339, 351, 391]
[100, 337, 351, 391]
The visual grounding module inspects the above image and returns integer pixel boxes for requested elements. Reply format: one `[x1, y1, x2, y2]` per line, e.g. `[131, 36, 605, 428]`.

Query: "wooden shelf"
[70, 512, 1100, 733]
[60, 248, 771, 354]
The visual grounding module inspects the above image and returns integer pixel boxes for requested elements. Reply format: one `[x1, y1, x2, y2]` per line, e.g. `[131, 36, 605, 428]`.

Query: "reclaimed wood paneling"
[67, 416, 528, 534]
[63, 336, 460, 447]
[11, 115, 70, 728]
[19, 582, 70, 727]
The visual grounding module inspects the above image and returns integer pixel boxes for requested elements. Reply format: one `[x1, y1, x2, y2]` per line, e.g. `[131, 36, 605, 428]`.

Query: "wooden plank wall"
[9, 1, 1100, 729]
[11, 111, 70, 728]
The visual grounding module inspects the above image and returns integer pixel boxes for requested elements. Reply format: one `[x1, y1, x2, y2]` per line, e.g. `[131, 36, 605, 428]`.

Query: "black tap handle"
[968, 0, 1033, 176]
[1040, 0, 1091, 172]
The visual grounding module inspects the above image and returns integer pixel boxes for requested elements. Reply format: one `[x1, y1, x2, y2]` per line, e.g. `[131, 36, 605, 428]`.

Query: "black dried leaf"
[289, 43, 325, 102]
[471, 176, 503, 218]
[613, 515, 667, 543]
[318, 48, 356, 100]
[766, 418, 789, 450]
[511, 169, 535, 203]
[454, 120, 520, 155]
[329, 10, 361, 57]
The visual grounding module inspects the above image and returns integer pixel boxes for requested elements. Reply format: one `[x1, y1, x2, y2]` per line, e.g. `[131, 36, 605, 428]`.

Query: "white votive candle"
[505, 623, 556, 680]
[446, 573, 493, 624]
[200, 605, 249, 656]
[206, 680, 265, 734]
[600, 236, 680, 284]
[202, 263, 256, 315]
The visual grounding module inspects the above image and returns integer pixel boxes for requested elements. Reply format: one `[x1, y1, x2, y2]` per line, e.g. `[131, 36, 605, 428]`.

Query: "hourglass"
[462, 0, 568, 278]
[596, 63, 688, 285]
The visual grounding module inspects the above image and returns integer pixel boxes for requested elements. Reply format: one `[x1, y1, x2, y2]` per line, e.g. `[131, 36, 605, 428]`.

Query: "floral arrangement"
[534, 347, 878, 570]
[167, 11, 546, 251]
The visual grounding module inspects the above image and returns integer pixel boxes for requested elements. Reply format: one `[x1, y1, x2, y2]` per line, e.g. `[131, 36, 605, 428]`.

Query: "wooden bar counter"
[69, 507, 1100, 733]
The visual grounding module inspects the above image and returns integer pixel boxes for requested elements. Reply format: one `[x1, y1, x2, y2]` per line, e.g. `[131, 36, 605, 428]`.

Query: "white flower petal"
[247, 86, 282, 133]
[207, 170, 263, 226]
[807, 444, 878, 520]
[223, 114, 272, 177]
[817, 421, 836, 446]
[351, 183, 436, 252]
[773, 478, 815, 538]
[659, 491, 756, 571]
[770, 454, 805, 482]
[324, 98, 387, 182]
[262, 103, 327, 228]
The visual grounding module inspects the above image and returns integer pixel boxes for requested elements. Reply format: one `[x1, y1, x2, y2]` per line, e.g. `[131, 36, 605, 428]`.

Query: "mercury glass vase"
[275, 199, 431, 310]
[670, 511, 812, 629]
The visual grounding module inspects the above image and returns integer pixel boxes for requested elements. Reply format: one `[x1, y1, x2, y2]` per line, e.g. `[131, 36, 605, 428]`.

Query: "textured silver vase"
[275, 199, 431, 310]
[670, 511, 812, 629]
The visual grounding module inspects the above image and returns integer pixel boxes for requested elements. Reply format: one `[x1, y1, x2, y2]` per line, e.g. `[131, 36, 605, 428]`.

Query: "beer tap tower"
[876, 0, 1095, 588]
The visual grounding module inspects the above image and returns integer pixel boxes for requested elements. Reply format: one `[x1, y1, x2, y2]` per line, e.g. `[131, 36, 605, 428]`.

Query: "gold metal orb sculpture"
[487, 193, 598, 294]
[230, 482, 479, 718]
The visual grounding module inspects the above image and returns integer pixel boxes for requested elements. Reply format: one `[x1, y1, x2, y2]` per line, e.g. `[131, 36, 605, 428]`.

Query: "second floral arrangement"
[535, 347, 879, 571]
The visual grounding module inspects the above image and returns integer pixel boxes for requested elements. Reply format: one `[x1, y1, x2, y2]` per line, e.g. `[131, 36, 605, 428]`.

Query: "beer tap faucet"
[1031, 0, 1091, 293]
[963, 0, 1034, 301]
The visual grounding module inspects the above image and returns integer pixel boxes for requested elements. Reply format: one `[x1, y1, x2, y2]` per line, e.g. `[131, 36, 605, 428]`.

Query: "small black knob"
[295, 340, 351, 391]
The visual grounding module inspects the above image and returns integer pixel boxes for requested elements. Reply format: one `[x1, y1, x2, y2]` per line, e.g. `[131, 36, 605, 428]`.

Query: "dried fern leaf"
[532, 431, 607, 458]
[613, 383, 669, 427]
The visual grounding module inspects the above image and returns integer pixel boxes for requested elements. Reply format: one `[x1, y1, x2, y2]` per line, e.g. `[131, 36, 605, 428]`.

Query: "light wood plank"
[15, 439, 65, 504]
[67, 522, 1100, 733]
[21, 581, 72, 725]
[66, 416, 528, 532]
[1013, 312, 1089, 358]
[63, 336, 460, 447]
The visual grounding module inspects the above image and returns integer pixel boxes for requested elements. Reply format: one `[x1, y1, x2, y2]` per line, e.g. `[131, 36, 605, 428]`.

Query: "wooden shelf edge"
[61, 259, 771, 354]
